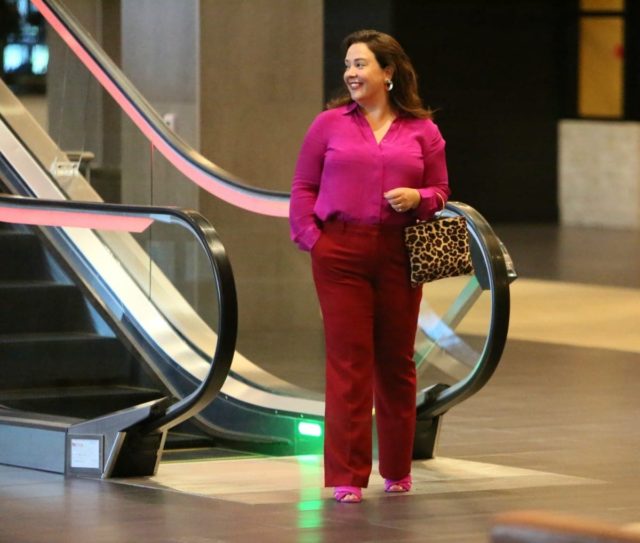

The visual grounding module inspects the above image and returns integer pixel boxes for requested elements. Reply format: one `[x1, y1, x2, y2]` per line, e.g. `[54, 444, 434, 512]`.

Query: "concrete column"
[120, 0, 199, 209]
[559, 120, 640, 229]
[198, 0, 324, 345]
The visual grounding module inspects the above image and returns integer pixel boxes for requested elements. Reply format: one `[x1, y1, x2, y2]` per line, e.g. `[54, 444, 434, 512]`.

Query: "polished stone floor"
[2, 223, 640, 542]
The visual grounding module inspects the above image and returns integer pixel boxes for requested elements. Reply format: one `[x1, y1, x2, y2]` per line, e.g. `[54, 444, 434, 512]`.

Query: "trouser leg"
[373, 231, 422, 481]
[311, 227, 375, 488]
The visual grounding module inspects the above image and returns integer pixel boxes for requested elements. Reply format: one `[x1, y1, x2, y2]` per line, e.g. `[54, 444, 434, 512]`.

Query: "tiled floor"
[2, 223, 640, 542]
[122, 455, 599, 506]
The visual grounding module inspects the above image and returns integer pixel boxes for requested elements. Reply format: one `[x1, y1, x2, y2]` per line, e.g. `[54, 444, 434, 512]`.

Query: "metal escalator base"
[0, 398, 170, 478]
[0, 407, 78, 473]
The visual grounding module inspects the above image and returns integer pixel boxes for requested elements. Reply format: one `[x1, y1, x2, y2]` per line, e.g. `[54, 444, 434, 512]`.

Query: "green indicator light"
[298, 421, 322, 437]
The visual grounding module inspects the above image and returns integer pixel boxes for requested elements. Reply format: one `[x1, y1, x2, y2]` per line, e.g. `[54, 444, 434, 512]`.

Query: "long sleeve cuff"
[292, 223, 322, 252]
[415, 189, 447, 220]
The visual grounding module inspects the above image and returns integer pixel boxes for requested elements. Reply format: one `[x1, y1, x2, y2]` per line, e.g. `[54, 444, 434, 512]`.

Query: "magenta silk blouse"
[289, 101, 450, 251]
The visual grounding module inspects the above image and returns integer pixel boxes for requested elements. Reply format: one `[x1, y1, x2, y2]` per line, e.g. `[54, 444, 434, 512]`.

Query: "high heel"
[334, 486, 362, 503]
[384, 474, 412, 493]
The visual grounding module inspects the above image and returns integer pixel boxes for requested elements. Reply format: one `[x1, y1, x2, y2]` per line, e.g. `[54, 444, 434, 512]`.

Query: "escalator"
[0, 183, 238, 476]
[0, 199, 165, 419]
[0, 0, 515, 477]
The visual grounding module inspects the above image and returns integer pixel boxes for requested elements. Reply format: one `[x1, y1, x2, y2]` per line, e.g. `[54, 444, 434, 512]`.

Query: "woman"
[289, 29, 450, 503]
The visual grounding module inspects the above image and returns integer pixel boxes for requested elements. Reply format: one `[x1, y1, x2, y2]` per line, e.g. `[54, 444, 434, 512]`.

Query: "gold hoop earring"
[385, 79, 394, 91]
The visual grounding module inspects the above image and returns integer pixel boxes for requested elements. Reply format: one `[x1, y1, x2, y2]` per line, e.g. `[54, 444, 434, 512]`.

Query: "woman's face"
[343, 42, 392, 108]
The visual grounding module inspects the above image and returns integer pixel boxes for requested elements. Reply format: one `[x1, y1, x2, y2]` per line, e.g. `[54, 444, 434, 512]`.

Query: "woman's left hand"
[384, 188, 421, 213]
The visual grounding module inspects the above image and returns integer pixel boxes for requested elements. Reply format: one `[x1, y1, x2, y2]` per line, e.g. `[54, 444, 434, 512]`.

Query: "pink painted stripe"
[31, 0, 289, 218]
[0, 206, 153, 232]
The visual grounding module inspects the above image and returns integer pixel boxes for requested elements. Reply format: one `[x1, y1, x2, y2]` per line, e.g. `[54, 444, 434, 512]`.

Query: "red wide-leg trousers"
[311, 221, 422, 487]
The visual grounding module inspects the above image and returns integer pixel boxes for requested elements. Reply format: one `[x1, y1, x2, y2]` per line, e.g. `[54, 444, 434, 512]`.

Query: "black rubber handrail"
[0, 193, 238, 433]
[417, 201, 511, 418]
[32, 0, 289, 215]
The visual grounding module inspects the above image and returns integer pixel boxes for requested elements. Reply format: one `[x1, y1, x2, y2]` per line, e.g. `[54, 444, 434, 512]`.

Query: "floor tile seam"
[106, 478, 235, 503]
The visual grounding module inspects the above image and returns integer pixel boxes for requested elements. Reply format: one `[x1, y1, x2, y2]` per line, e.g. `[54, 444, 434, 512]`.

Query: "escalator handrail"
[0, 193, 238, 433]
[417, 201, 511, 418]
[32, 0, 289, 218]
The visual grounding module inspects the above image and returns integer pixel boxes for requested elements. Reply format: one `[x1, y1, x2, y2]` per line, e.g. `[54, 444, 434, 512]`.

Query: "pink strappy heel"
[334, 486, 362, 503]
[384, 474, 412, 493]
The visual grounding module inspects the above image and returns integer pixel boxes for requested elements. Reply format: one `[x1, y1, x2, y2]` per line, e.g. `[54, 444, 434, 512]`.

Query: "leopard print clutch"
[404, 216, 475, 287]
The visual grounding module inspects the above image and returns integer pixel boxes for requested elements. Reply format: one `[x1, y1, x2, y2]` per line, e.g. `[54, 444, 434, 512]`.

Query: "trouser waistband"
[322, 220, 406, 235]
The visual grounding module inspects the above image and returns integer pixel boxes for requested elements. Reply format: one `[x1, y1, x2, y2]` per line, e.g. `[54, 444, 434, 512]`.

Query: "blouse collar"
[342, 101, 360, 115]
[342, 100, 405, 119]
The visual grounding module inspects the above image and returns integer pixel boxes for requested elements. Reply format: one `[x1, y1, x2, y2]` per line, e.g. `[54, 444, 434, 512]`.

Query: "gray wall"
[121, 0, 200, 209]
[199, 0, 323, 191]
[198, 0, 324, 365]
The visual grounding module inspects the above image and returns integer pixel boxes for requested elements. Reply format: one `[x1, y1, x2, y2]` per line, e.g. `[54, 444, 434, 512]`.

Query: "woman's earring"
[385, 79, 394, 91]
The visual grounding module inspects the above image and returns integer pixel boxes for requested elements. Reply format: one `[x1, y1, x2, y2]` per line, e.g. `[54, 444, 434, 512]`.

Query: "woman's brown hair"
[327, 29, 432, 119]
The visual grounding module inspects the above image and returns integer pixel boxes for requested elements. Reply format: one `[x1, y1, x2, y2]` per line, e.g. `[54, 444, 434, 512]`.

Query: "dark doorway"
[325, 0, 575, 222]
